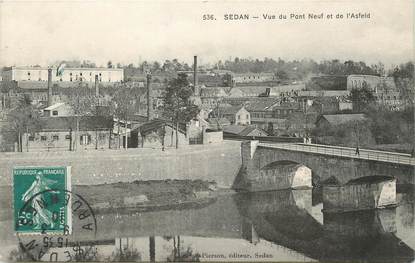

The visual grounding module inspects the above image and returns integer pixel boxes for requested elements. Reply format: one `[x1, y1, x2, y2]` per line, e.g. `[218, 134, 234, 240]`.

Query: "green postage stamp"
[13, 166, 72, 235]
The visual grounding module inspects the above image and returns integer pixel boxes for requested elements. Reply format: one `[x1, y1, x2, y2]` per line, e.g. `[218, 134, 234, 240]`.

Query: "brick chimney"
[47, 68, 52, 106]
[146, 73, 153, 121]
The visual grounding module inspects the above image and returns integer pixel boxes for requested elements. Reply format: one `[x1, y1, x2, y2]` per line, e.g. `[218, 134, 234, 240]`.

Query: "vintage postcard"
[0, 0, 414, 262]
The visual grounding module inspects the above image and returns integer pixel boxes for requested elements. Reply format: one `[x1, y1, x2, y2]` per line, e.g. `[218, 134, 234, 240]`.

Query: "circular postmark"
[16, 189, 99, 262]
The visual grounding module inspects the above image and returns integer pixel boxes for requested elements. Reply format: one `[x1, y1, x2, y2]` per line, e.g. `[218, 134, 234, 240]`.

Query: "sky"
[0, 0, 413, 68]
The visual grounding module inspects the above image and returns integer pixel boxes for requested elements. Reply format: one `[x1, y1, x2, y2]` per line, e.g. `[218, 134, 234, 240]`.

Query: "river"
[1, 187, 414, 262]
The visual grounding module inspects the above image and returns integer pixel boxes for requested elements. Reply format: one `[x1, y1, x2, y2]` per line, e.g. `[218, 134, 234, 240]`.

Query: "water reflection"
[4, 188, 415, 262]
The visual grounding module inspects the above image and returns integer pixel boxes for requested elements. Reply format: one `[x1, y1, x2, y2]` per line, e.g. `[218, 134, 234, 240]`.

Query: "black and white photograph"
[0, 0, 414, 262]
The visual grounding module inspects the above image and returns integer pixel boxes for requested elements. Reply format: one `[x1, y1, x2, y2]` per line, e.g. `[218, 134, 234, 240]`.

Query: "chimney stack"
[47, 68, 52, 106]
[95, 75, 99, 97]
[146, 73, 153, 121]
[193, 55, 198, 89]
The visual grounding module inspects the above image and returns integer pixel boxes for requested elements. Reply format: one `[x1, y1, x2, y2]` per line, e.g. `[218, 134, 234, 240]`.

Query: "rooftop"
[44, 103, 65, 111]
[319, 114, 367, 125]
[222, 125, 267, 136]
[39, 116, 113, 131]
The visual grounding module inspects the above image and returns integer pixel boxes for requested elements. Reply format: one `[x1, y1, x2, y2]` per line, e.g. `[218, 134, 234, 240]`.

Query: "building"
[199, 87, 230, 108]
[347, 75, 380, 91]
[222, 125, 268, 137]
[216, 105, 251, 125]
[315, 114, 367, 129]
[232, 73, 277, 84]
[247, 100, 300, 130]
[2, 66, 124, 83]
[21, 116, 113, 152]
[228, 84, 305, 98]
[43, 103, 73, 117]
[136, 119, 188, 148]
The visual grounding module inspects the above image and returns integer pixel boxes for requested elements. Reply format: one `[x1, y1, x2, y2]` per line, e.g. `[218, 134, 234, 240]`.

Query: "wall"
[203, 131, 223, 144]
[0, 141, 242, 187]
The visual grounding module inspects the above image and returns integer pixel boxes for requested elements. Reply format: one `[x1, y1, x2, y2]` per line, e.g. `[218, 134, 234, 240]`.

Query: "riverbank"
[74, 179, 236, 213]
[0, 179, 237, 220]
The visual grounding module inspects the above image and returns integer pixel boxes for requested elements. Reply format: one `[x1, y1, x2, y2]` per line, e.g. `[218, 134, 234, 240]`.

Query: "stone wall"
[0, 141, 242, 187]
[203, 131, 223, 144]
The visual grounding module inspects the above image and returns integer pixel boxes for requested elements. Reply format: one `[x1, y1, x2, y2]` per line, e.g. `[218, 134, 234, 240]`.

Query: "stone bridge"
[236, 141, 415, 190]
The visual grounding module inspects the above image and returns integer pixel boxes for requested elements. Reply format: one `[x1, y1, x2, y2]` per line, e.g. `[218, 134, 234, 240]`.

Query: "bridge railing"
[259, 143, 415, 166]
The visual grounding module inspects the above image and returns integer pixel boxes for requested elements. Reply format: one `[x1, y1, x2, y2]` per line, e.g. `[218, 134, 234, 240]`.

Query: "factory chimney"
[146, 73, 153, 121]
[95, 75, 99, 97]
[193, 56, 198, 90]
[47, 68, 53, 107]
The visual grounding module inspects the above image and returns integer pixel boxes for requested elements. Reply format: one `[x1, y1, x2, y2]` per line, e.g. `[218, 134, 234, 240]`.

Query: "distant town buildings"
[2, 66, 124, 83]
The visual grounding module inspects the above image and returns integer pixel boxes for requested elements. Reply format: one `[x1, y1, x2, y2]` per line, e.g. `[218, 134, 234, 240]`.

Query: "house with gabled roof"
[217, 105, 251, 125]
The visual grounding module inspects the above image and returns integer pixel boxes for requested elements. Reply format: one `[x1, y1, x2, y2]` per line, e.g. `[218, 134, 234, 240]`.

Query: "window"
[65, 135, 71, 140]
[28, 136, 35, 141]
[52, 110, 58, 116]
[246, 114, 249, 119]
[41, 136, 47, 141]
[52, 135, 59, 141]
[238, 115, 241, 120]
[80, 134, 92, 145]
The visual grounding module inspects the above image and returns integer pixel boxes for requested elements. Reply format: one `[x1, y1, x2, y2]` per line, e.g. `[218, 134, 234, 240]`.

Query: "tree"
[152, 61, 161, 72]
[107, 61, 113, 69]
[348, 86, 376, 112]
[110, 87, 137, 149]
[4, 94, 41, 152]
[276, 70, 289, 80]
[66, 85, 95, 151]
[162, 73, 200, 148]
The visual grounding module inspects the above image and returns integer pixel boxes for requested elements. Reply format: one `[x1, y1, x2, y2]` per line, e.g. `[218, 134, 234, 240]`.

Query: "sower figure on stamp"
[22, 173, 57, 229]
